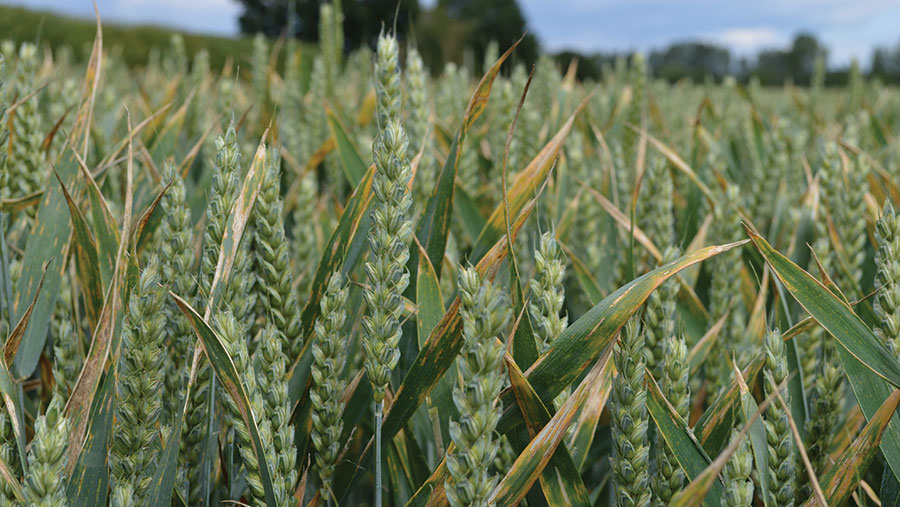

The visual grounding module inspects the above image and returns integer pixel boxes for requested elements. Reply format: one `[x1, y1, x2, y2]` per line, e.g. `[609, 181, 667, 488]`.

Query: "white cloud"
[705, 26, 789, 54]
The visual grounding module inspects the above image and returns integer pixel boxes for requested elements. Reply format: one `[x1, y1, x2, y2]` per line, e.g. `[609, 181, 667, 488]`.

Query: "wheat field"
[1, 4, 899, 507]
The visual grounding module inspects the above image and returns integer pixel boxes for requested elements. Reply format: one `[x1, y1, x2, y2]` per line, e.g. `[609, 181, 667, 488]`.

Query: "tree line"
[237, 0, 900, 86]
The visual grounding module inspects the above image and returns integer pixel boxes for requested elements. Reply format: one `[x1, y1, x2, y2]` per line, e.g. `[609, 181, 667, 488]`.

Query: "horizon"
[3, 0, 899, 67]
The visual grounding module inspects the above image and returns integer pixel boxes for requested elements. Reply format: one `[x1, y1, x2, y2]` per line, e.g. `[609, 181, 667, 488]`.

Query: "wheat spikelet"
[23, 395, 69, 507]
[610, 317, 650, 507]
[445, 266, 510, 507]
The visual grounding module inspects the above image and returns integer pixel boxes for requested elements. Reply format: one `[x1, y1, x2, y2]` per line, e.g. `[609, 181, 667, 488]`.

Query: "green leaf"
[453, 185, 486, 241]
[883, 463, 900, 507]
[389, 428, 430, 501]
[415, 247, 445, 350]
[646, 373, 724, 506]
[694, 356, 764, 455]
[746, 226, 900, 484]
[806, 389, 900, 506]
[558, 240, 602, 306]
[415, 244, 455, 447]
[508, 236, 539, 370]
[326, 105, 368, 187]
[740, 381, 770, 507]
[171, 294, 278, 507]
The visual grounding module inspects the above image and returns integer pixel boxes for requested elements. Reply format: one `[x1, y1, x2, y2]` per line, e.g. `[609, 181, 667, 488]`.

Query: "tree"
[649, 42, 731, 82]
[235, 0, 420, 49]
[785, 33, 827, 85]
[431, 0, 539, 69]
[871, 44, 900, 83]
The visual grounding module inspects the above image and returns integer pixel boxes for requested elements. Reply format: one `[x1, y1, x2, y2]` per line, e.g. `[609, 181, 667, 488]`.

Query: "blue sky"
[5, 0, 900, 66]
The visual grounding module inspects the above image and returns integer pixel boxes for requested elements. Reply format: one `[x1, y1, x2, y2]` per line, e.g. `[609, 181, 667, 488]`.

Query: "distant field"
[0, 5, 312, 71]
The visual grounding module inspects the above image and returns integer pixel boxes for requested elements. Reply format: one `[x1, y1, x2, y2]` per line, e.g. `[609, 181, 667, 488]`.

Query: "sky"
[5, 0, 900, 66]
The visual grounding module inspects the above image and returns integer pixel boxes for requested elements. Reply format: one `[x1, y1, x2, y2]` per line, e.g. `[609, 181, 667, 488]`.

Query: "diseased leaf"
[66, 370, 114, 506]
[470, 96, 589, 263]
[804, 390, 900, 506]
[54, 169, 104, 331]
[490, 351, 605, 506]
[646, 373, 724, 506]
[497, 241, 749, 435]
[12, 152, 77, 378]
[747, 226, 900, 484]
[409, 38, 519, 292]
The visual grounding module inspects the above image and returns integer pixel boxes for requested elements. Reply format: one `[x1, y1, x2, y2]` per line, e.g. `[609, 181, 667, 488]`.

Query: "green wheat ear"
[319, 2, 344, 98]
[256, 323, 298, 506]
[763, 329, 795, 506]
[251, 147, 303, 358]
[363, 31, 413, 405]
[182, 118, 242, 505]
[651, 330, 690, 505]
[445, 266, 511, 507]
[24, 395, 70, 506]
[610, 317, 650, 507]
[623, 52, 646, 171]
[406, 45, 433, 210]
[217, 308, 284, 506]
[9, 43, 45, 216]
[251, 33, 269, 114]
[374, 33, 402, 131]
[292, 166, 319, 298]
[529, 231, 567, 354]
[706, 183, 745, 396]
[110, 256, 167, 504]
[51, 278, 80, 401]
[875, 202, 900, 360]
[310, 272, 350, 501]
[801, 356, 842, 500]
[155, 160, 195, 421]
[723, 424, 754, 506]
[643, 246, 679, 380]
